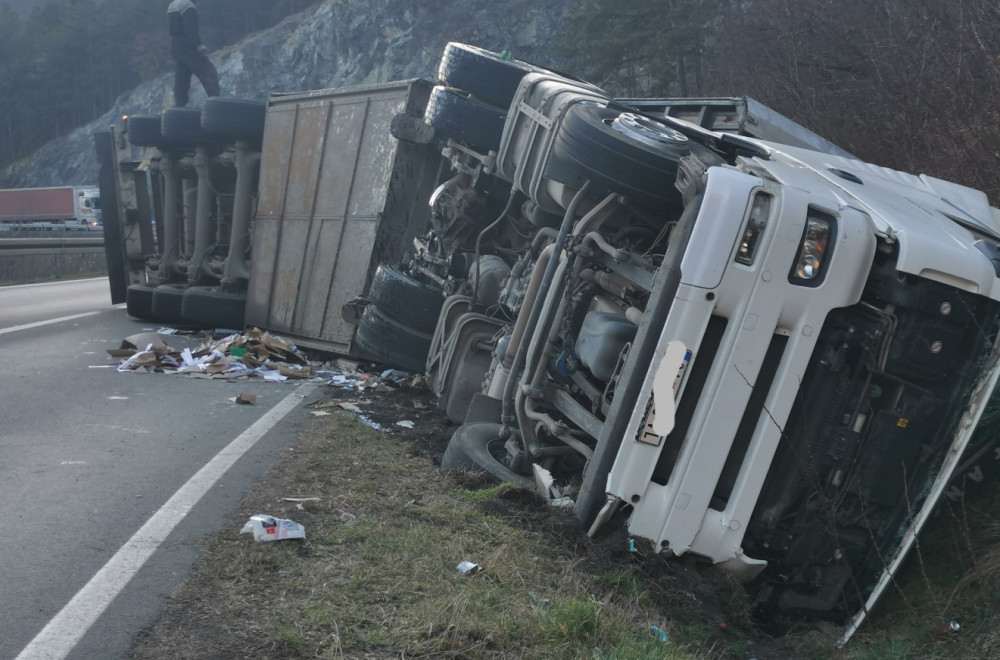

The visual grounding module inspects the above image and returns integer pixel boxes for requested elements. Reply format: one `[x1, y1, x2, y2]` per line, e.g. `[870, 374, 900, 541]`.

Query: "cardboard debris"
[111, 327, 314, 380]
[335, 358, 360, 372]
[235, 392, 257, 405]
[121, 332, 168, 350]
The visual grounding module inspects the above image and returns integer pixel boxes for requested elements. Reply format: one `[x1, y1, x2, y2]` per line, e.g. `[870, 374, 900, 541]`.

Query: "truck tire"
[161, 107, 215, 145]
[367, 264, 444, 334]
[437, 42, 541, 109]
[551, 105, 723, 210]
[354, 304, 432, 374]
[151, 283, 188, 324]
[126, 283, 161, 321]
[127, 115, 174, 150]
[441, 422, 534, 486]
[181, 286, 246, 330]
[201, 98, 267, 142]
[425, 86, 506, 154]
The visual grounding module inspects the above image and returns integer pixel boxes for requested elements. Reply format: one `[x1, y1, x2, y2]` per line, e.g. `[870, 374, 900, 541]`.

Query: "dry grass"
[132, 412, 780, 659]
[131, 407, 1000, 659]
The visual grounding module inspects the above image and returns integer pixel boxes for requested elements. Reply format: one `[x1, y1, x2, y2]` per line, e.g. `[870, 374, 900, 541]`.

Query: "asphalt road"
[0, 278, 318, 659]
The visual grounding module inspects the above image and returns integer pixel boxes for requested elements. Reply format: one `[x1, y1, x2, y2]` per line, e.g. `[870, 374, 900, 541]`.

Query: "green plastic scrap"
[499, 49, 512, 61]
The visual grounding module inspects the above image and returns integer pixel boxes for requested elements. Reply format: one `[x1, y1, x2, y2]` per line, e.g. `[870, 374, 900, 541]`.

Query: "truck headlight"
[735, 193, 772, 266]
[791, 212, 833, 284]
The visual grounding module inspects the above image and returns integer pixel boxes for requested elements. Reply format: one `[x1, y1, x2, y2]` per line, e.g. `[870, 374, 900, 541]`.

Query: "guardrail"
[0, 236, 107, 284]
[0, 236, 105, 250]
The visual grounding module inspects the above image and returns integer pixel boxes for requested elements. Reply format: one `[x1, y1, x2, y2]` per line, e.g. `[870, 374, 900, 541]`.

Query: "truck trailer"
[96, 43, 1000, 645]
[0, 186, 101, 231]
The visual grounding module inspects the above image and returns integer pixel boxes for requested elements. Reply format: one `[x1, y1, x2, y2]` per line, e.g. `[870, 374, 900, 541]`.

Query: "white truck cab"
[598, 141, 1000, 642]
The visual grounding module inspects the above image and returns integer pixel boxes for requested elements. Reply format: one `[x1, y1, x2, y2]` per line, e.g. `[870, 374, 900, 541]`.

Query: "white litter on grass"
[457, 561, 482, 576]
[310, 410, 331, 417]
[240, 515, 306, 542]
[358, 415, 386, 431]
[396, 420, 415, 429]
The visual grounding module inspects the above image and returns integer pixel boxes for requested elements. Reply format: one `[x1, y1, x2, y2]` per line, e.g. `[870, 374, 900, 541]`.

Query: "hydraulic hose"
[499, 182, 590, 438]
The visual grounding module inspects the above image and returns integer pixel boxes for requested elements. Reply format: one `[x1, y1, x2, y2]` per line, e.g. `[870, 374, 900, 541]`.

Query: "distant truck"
[0, 186, 102, 231]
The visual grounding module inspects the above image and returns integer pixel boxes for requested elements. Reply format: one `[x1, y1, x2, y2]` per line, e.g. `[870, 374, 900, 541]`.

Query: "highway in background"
[0, 279, 317, 659]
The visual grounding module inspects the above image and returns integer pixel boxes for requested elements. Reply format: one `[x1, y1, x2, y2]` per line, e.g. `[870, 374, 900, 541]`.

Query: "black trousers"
[172, 46, 220, 107]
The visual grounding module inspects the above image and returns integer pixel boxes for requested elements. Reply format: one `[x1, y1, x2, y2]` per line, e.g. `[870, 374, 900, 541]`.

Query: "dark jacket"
[167, 0, 202, 52]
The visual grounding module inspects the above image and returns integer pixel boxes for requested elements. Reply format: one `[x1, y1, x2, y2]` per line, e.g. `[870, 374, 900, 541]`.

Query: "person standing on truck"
[167, 0, 220, 107]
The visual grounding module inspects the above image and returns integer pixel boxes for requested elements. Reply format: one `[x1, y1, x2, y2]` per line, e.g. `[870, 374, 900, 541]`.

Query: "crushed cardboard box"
[109, 327, 314, 380]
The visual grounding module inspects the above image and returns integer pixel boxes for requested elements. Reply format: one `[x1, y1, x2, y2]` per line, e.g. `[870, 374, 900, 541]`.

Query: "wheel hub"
[611, 113, 688, 148]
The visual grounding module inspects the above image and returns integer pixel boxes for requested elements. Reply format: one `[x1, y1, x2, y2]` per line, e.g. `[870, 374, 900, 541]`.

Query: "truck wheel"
[354, 304, 432, 374]
[126, 283, 161, 321]
[425, 86, 506, 154]
[201, 98, 267, 142]
[127, 115, 173, 150]
[367, 264, 444, 334]
[161, 107, 215, 145]
[151, 283, 188, 324]
[441, 422, 534, 486]
[551, 105, 723, 209]
[181, 286, 246, 329]
[437, 42, 541, 109]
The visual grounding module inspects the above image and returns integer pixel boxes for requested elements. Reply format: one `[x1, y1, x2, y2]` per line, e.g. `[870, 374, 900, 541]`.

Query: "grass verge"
[132, 412, 776, 659]
[131, 405, 1000, 659]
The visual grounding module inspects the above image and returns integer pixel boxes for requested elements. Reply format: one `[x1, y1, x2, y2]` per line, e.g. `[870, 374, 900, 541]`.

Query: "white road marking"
[0, 312, 100, 336]
[16, 383, 316, 660]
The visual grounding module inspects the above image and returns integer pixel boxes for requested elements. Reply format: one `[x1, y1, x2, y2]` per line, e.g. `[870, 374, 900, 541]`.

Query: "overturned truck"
[98, 44, 1000, 644]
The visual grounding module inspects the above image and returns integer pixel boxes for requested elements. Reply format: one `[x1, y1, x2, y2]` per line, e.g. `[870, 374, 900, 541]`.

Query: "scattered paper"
[396, 420, 415, 429]
[310, 410, 331, 416]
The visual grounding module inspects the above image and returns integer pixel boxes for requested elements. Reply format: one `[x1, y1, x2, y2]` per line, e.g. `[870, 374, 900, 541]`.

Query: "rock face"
[0, 0, 573, 188]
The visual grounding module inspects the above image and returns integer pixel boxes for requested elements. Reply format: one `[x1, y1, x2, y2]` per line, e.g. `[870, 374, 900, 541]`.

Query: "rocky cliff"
[0, 0, 574, 188]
